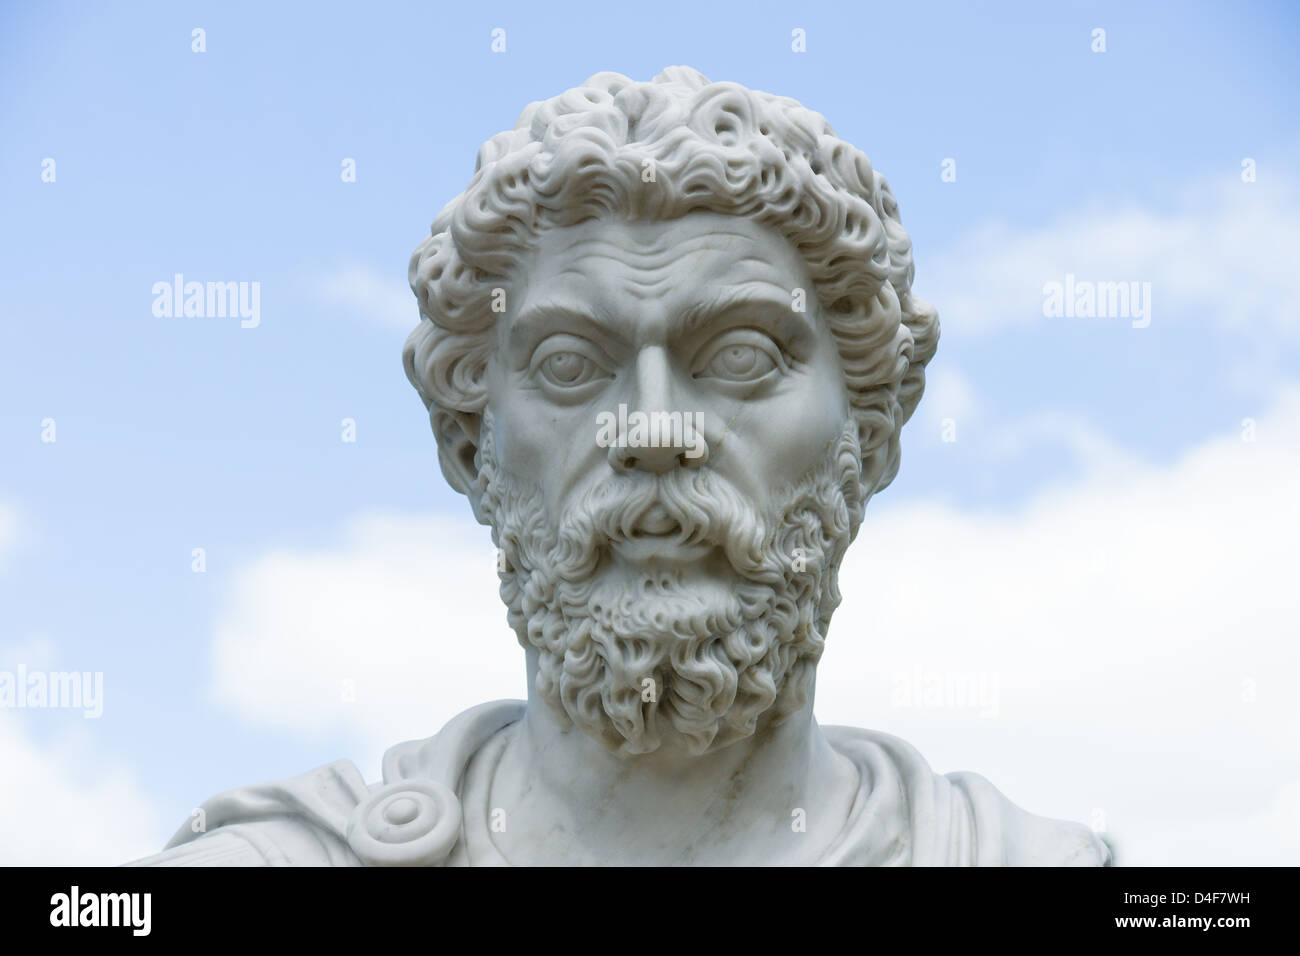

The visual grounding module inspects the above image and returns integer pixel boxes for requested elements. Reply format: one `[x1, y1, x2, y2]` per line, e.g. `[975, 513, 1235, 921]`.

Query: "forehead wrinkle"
[553, 227, 768, 256]
[515, 220, 816, 346]
[541, 229, 784, 277]
[546, 246, 794, 295]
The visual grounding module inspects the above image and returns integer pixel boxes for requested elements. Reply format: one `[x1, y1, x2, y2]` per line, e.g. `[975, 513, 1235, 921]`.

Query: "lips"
[614, 500, 711, 563]
[630, 503, 680, 537]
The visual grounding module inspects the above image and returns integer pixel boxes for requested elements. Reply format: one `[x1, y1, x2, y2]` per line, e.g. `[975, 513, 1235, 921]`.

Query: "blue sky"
[2, 0, 1298, 865]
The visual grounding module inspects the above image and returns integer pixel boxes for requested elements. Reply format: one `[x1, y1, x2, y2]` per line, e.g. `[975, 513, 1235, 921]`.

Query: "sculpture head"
[404, 67, 938, 758]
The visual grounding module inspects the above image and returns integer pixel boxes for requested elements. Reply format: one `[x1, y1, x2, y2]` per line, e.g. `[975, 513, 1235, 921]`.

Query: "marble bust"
[133, 67, 1107, 866]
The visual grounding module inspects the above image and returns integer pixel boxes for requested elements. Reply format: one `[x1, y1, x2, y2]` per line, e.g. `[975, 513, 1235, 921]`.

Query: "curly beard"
[476, 412, 865, 756]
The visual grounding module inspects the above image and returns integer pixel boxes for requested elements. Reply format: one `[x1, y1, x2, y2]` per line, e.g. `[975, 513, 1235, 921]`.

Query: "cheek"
[758, 388, 845, 473]
[709, 358, 847, 494]
[765, 342, 848, 458]
[488, 387, 606, 511]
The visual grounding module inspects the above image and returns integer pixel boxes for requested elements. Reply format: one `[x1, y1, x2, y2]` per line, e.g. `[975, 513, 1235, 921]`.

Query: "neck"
[486, 649, 859, 865]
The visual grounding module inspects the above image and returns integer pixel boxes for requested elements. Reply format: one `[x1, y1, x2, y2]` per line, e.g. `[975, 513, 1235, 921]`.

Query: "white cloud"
[817, 383, 1300, 864]
[318, 264, 420, 332]
[927, 177, 1300, 339]
[208, 386, 1300, 864]
[0, 517, 163, 865]
[1119, 777, 1300, 867]
[0, 715, 163, 864]
[0, 651, 163, 865]
[209, 512, 526, 771]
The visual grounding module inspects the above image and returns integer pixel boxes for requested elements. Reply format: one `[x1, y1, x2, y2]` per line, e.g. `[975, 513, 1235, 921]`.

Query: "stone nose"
[608, 429, 706, 473]
[606, 348, 709, 474]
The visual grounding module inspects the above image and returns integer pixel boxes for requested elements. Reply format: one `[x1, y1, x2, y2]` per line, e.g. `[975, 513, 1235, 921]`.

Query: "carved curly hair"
[404, 66, 939, 501]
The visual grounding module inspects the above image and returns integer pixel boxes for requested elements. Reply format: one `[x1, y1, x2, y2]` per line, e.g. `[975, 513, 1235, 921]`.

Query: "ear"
[432, 408, 484, 507]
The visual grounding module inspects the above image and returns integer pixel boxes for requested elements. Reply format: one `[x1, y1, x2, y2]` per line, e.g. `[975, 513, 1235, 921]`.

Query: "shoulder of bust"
[127, 758, 371, 867]
[127, 816, 362, 866]
[822, 725, 1108, 867]
[947, 770, 1111, 867]
[127, 701, 528, 868]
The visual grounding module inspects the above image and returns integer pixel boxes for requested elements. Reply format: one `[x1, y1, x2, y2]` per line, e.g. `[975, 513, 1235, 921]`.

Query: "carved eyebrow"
[512, 298, 611, 332]
[507, 283, 816, 362]
[506, 299, 627, 365]
[677, 283, 816, 340]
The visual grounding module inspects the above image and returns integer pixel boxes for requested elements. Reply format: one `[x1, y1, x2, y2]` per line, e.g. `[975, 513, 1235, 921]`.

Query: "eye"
[528, 336, 614, 393]
[705, 344, 775, 380]
[540, 351, 602, 387]
[695, 330, 786, 384]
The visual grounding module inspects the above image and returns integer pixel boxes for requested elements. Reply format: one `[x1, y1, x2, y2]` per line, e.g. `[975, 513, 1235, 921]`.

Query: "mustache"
[551, 467, 785, 585]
